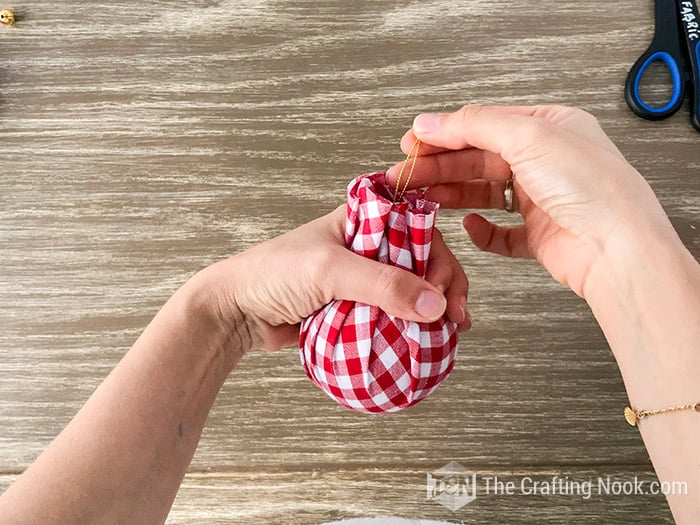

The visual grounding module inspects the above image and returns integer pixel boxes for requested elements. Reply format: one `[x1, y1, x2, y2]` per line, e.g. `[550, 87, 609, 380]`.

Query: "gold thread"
[624, 402, 700, 427]
[393, 139, 421, 203]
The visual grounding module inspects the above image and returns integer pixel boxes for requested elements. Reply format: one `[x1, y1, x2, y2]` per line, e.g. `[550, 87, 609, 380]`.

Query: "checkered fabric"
[299, 172, 459, 413]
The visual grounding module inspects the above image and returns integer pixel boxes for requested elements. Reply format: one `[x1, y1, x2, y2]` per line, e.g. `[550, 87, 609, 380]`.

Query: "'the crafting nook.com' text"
[480, 475, 688, 500]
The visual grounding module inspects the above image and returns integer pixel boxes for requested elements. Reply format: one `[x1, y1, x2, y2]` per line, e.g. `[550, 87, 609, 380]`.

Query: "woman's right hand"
[386, 105, 680, 300]
[387, 106, 700, 525]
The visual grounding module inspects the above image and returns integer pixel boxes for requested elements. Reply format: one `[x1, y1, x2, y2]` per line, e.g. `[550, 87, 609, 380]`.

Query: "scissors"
[625, 0, 700, 131]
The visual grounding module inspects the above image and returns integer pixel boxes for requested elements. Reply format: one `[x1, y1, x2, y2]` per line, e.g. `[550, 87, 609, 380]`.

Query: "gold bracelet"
[624, 402, 700, 427]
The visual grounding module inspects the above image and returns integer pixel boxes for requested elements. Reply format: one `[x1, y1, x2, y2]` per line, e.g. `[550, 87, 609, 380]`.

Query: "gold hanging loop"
[393, 139, 421, 203]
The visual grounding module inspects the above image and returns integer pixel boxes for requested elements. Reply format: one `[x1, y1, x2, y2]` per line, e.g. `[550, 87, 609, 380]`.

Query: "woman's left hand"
[199, 205, 470, 352]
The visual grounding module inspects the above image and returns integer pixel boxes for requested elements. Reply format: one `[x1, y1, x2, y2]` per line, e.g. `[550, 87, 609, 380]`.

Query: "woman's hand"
[386, 105, 679, 299]
[0, 203, 469, 525]
[198, 205, 470, 353]
[385, 105, 700, 525]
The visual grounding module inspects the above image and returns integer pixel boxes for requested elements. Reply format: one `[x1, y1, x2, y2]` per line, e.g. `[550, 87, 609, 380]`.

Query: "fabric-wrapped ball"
[299, 172, 459, 413]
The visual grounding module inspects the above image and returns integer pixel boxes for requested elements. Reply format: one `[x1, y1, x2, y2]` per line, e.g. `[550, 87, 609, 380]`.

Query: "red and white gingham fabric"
[299, 172, 458, 413]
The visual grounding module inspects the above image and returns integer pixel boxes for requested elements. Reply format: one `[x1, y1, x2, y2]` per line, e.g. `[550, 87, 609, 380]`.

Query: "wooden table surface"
[1, 1, 698, 523]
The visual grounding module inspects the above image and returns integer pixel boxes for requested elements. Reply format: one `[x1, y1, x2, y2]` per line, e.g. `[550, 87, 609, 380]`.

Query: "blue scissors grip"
[625, 50, 685, 119]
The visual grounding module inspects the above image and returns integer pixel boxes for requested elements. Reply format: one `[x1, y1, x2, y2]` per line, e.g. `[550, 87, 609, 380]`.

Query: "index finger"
[410, 105, 544, 156]
[399, 105, 546, 155]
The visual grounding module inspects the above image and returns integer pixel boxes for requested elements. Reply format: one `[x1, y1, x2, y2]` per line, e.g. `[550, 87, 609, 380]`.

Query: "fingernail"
[386, 165, 396, 180]
[457, 297, 467, 323]
[459, 296, 472, 331]
[415, 290, 446, 319]
[413, 113, 441, 134]
[458, 314, 472, 332]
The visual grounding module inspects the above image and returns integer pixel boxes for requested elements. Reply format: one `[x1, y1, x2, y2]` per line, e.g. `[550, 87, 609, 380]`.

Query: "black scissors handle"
[625, 0, 700, 131]
[679, 0, 700, 130]
[625, 0, 687, 121]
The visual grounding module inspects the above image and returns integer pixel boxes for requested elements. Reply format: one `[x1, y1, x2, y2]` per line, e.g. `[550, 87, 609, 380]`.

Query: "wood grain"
[1, 1, 698, 523]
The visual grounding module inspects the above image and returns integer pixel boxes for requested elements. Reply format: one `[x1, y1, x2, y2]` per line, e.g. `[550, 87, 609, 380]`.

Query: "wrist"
[172, 265, 251, 371]
[584, 220, 698, 340]
[584, 221, 700, 404]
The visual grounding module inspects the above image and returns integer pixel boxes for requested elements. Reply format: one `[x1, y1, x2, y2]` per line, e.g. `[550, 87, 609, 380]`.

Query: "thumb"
[331, 250, 447, 323]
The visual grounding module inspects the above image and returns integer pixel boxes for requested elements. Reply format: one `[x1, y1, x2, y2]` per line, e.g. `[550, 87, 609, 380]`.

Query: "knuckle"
[483, 180, 499, 208]
[482, 221, 497, 251]
[448, 260, 468, 294]
[503, 228, 517, 257]
[377, 264, 407, 298]
[560, 106, 601, 127]
[427, 260, 451, 287]
[306, 245, 336, 286]
[580, 109, 602, 129]
[570, 106, 594, 119]
[550, 104, 574, 114]
[519, 118, 555, 145]
[457, 104, 484, 126]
